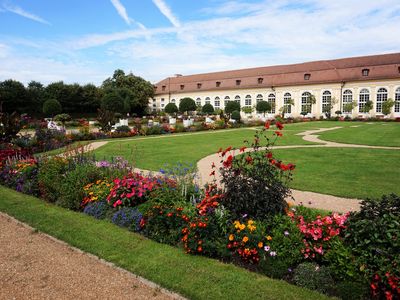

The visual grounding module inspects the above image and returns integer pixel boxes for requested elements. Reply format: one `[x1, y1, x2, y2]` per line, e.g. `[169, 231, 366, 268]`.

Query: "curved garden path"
[83, 126, 400, 213]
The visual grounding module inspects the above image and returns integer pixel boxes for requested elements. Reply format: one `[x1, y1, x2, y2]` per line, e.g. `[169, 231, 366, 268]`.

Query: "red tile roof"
[154, 53, 400, 95]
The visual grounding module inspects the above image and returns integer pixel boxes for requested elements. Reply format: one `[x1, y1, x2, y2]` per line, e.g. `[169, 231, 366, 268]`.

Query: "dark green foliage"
[293, 262, 335, 295]
[179, 97, 197, 114]
[164, 103, 178, 115]
[231, 110, 241, 121]
[43, 99, 62, 116]
[96, 108, 114, 132]
[344, 194, 400, 287]
[335, 281, 369, 300]
[38, 158, 68, 203]
[0, 79, 28, 113]
[115, 125, 131, 133]
[256, 101, 271, 116]
[225, 101, 241, 114]
[0, 110, 25, 142]
[57, 162, 102, 210]
[201, 103, 214, 114]
[101, 91, 125, 113]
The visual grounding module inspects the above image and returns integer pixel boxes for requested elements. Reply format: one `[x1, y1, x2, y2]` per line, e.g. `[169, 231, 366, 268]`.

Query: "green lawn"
[318, 122, 400, 147]
[273, 147, 400, 199]
[0, 186, 329, 300]
[93, 127, 318, 170]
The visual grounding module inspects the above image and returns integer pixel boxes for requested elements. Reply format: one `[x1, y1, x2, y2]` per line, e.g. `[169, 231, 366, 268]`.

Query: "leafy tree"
[256, 101, 272, 116]
[101, 91, 125, 113]
[201, 103, 214, 114]
[382, 99, 395, 116]
[54, 113, 72, 128]
[225, 101, 241, 116]
[179, 97, 197, 114]
[27, 81, 45, 115]
[164, 103, 178, 116]
[0, 79, 28, 113]
[0, 103, 26, 142]
[82, 83, 102, 112]
[362, 100, 374, 113]
[102, 69, 154, 115]
[43, 99, 62, 117]
[322, 97, 338, 118]
[343, 101, 357, 114]
[242, 106, 254, 114]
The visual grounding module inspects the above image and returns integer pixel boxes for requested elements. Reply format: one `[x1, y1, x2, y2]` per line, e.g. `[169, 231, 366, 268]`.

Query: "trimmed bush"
[43, 99, 62, 117]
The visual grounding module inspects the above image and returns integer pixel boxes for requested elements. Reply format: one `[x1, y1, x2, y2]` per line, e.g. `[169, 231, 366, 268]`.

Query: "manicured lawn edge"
[0, 186, 330, 300]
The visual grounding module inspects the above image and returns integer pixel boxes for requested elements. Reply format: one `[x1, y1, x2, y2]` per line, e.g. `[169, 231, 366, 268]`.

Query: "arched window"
[376, 88, 388, 113]
[214, 96, 220, 108]
[196, 98, 201, 106]
[267, 93, 276, 113]
[224, 96, 230, 107]
[342, 90, 353, 113]
[395, 87, 400, 113]
[205, 97, 211, 105]
[234, 95, 241, 104]
[301, 92, 312, 113]
[283, 92, 292, 114]
[359, 89, 370, 113]
[171, 99, 176, 103]
[322, 91, 332, 114]
[245, 95, 252, 106]
[256, 94, 263, 103]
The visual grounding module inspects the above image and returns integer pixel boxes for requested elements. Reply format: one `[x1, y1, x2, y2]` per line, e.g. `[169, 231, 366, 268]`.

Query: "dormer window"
[180, 84, 185, 90]
[362, 69, 369, 76]
[258, 77, 263, 84]
[398, 66, 400, 73]
[304, 73, 311, 80]
[197, 83, 202, 89]
[216, 81, 221, 87]
[162, 85, 166, 91]
[236, 79, 241, 86]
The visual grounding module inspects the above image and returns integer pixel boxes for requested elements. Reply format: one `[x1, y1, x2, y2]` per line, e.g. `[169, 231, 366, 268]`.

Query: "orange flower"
[266, 235, 272, 241]
[242, 236, 249, 243]
[258, 242, 263, 248]
[229, 234, 234, 241]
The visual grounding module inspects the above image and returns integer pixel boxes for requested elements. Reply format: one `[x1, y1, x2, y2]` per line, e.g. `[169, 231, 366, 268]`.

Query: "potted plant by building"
[241, 106, 254, 120]
[342, 101, 357, 119]
[256, 100, 272, 118]
[361, 100, 374, 118]
[280, 98, 294, 119]
[164, 102, 178, 125]
[225, 101, 241, 120]
[322, 97, 338, 119]
[382, 98, 395, 118]
[307, 93, 317, 118]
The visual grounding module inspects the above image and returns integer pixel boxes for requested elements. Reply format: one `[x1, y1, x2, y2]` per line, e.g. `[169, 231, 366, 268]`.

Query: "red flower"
[240, 146, 246, 152]
[223, 155, 233, 168]
[245, 156, 253, 164]
[266, 152, 273, 159]
[275, 121, 284, 130]
[264, 121, 270, 129]
[274, 131, 283, 137]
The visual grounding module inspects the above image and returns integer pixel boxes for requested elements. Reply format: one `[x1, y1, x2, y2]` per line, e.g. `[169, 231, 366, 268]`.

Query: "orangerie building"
[151, 53, 400, 119]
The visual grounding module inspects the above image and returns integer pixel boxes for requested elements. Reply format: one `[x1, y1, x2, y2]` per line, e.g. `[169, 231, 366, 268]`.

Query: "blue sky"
[1, 0, 400, 85]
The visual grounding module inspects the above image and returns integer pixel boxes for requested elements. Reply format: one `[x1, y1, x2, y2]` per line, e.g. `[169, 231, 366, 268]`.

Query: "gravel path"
[0, 213, 184, 300]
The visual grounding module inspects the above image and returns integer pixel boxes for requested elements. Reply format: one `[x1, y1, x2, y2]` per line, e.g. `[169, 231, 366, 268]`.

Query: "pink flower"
[113, 199, 122, 208]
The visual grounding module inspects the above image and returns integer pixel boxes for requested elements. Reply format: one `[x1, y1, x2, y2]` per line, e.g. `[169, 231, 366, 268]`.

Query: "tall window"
[235, 95, 241, 104]
[196, 98, 201, 106]
[267, 93, 276, 113]
[342, 90, 353, 113]
[171, 98, 176, 103]
[214, 97, 220, 108]
[283, 92, 292, 113]
[224, 96, 230, 107]
[359, 89, 370, 113]
[395, 87, 400, 113]
[322, 91, 332, 114]
[205, 97, 211, 105]
[376, 88, 388, 113]
[301, 92, 312, 113]
[256, 94, 263, 103]
[245, 95, 252, 106]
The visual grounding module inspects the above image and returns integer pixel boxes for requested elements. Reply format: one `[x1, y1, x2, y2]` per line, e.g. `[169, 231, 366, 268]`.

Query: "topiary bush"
[42, 99, 62, 117]
[231, 110, 241, 121]
[115, 125, 130, 133]
[201, 103, 214, 114]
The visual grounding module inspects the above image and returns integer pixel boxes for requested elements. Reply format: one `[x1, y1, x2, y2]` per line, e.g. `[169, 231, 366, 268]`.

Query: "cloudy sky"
[1, 0, 400, 85]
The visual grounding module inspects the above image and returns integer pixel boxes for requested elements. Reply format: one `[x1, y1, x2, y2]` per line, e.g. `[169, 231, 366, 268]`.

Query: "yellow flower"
[96, 180, 101, 184]
[229, 234, 234, 241]
[239, 224, 246, 231]
[266, 235, 272, 241]
[247, 219, 254, 225]
[248, 225, 256, 232]
[242, 236, 249, 243]
[258, 242, 263, 248]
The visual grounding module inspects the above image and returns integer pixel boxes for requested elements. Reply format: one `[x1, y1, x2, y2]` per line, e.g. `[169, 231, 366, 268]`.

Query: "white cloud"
[110, 0, 131, 25]
[3, 3, 50, 25]
[152, 0, 181, 27]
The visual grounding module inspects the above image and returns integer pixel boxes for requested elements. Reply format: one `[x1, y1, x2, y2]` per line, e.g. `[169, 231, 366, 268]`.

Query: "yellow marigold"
[239, 224, 246, 231]
[248, 225, 256, 232]
[258, 242, 263, 248]
[247, 219, 254, 225]
[266, 235, 272, 241]
[229, 234, 234, 241]
[242, 236, 249, 243]
[96, 180, 101, 184]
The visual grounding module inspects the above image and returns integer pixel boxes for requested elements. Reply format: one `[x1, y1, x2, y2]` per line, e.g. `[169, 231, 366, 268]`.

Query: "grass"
[318, 122, 400, 147]
[0, 186, 329, 300]
[93, 126, 318, 171]
[273, 147, 400, 199]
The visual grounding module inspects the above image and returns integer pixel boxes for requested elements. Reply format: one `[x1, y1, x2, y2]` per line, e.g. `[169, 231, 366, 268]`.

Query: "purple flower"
[269, 251, 277, 257]
[264, 246, 270, 252]
[96, 161, 111, 168]
[288, 268, 293, 273]
[284, 230, 289, 236]
[242, 213, 248, 218]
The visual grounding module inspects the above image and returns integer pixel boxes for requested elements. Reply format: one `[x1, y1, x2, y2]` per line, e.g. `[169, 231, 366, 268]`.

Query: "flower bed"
[1, 122, 399, 299]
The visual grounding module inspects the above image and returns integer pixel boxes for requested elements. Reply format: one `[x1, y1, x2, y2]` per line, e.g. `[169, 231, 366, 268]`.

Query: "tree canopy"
[225, 101, 241, 115]
[164, 102, 179, 115]
[256, 101, 271, 116]
[201, 103, 214, 114]
[179, 97, 197, 114]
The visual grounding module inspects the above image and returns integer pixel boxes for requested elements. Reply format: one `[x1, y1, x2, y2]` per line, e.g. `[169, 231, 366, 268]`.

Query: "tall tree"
[0, 79, 28, 113]
[27, 81, 45, 115]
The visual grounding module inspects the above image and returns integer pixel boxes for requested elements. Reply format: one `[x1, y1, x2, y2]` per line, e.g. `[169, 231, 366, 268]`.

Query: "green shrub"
[164, 103, 178, 115]
[115, 125, 131, 133]
[57, 162, 102, 210]
[231, 110, 241, 121]
[43, 99, 62, 117]
[335, 281, 369, 300]
[293, 262, 335, 295]
[179, 97, 196, 114]
[38, 157, 68, 202]
[225, 101, 240, 115]
[147, 125, 162, 135]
